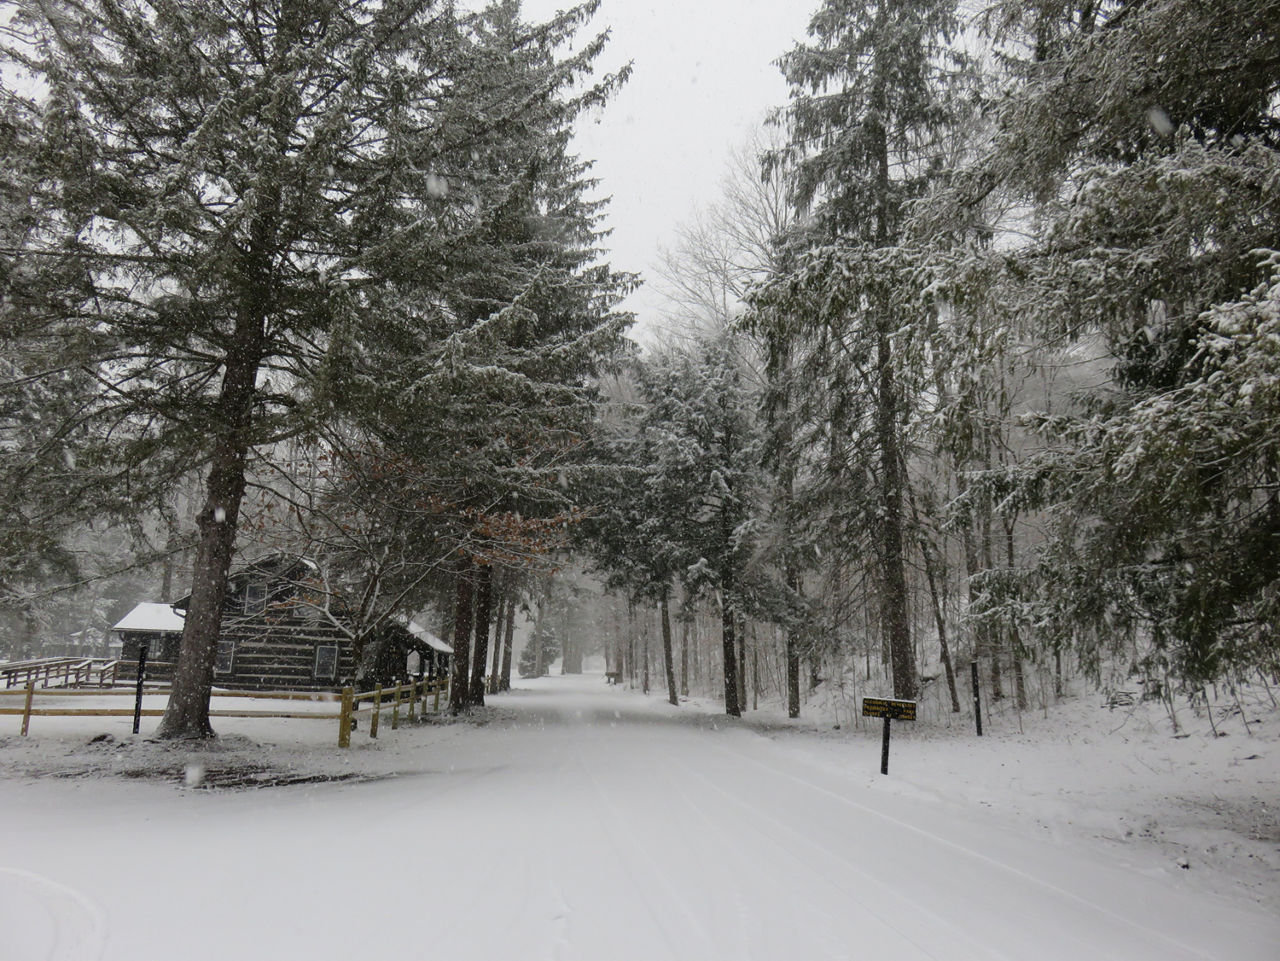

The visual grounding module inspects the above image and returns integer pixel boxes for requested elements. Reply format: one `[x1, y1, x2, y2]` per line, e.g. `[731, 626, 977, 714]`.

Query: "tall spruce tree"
[589, 337, 764, 715]
[0, 0, 628, 736]
[956, 0, 1280, 691]
[323, 1, 634, 712]
[759, 0, 968, 700]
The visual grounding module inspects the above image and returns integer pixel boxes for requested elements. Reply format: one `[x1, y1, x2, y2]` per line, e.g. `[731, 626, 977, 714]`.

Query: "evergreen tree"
[586, 336, 765, 715]
[757, 0, 970, 700]
[0, 0, 627, 736]
[320, 1, 633, 712]
[518, 586, 562, 678]
[954, 0, 1280, 691]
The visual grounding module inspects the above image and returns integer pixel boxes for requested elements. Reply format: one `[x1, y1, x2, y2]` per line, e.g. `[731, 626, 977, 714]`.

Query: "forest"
[2, 0, 1278, 735]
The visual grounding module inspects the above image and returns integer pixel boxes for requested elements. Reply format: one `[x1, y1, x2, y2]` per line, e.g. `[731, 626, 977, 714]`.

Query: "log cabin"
[114, 554, 453, 692]
[115, 554, 356, 691]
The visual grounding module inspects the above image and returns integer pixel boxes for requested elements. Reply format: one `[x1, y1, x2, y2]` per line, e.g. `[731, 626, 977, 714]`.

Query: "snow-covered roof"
[407, 619, 453, 654]
[112, 603, 185, 634]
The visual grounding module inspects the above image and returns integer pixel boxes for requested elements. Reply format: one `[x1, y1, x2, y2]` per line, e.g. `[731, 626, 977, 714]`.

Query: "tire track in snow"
[625, 744, 776, 960]
[654, 749, 900, 960]
[0, 866, 107, 961]
[698, 732, 1227, 961]
[662, 751, 995, 961]
[569, 734, 723, 960]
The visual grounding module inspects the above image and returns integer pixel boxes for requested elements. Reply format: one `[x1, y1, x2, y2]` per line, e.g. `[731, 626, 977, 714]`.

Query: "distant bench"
[604, 671, 622, 685]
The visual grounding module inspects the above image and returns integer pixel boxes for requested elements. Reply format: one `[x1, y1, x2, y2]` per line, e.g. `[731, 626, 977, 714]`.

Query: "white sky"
[520, 0, 814, 338]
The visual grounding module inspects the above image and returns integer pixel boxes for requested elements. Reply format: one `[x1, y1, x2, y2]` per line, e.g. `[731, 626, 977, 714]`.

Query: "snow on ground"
[0, 674, 1277, 961]
[715, 680, 1280, 916]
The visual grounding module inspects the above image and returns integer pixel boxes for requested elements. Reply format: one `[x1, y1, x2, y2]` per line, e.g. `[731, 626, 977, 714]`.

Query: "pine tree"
[758, 0, 969, 700]
[586, 336, 765, 715]
[956, 0, 1280, 691]
[0, 0, 628, 736]
[319, 1, 633, 713]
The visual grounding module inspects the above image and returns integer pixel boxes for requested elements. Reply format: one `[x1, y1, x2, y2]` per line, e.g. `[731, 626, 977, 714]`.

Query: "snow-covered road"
[2, 675, 1276, 960]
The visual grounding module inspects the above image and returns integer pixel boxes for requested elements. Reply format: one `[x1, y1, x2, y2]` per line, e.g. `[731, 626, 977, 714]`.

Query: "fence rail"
[0, 675, 450, 746]
[0, 657, 120, 689]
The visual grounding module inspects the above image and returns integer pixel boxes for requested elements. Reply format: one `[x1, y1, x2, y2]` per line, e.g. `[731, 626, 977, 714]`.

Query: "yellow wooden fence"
[0, 676, 451, 747]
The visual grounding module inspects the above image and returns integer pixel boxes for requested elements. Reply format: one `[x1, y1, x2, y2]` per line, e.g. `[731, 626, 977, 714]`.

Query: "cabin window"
[243, 579, 268, 615]
[214, 639, 235, 675]
[158, 634, 181, 663]
[314, 643, 339, 681]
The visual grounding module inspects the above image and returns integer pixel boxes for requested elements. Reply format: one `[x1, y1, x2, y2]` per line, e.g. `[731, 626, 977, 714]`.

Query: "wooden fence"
[0, 676, 451, 747]
[1, 657, 120, 689]
[339, 676, 451, 748]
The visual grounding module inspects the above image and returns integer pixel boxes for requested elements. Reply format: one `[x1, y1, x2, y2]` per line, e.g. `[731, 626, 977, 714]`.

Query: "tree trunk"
[533, 599, 547, 678]
[563, 609, 578, 675]
[920, 534, 961, 713]
[680, 615, 690, 697]
[499, 592, 516, 692]
[449, 555, 474, 714]
[157, 330, 261, 739]
[868, 51, 916, 703]
[737, 615, 748, 711]
[469, 563, 493, 706]
[876, 328, 917, 701]
[786, 569, 802, 718]
[488, 592, 505, 694]
[642, 606, 651, 695]
[626, 600, 636, 687]
[692, 615, 703, 691]
[752, 641, 759, 711]
[980, 447, 1003, 701]
[721, 594, 741, 717]
[561, 601, 583, 674]
[1005, 521, 1028, 711]
[661, 590, 678, 706]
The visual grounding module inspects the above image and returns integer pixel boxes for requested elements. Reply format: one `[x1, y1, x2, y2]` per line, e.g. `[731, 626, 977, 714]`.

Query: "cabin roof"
[113, 602, 186, 634]
[407, 619, 454, 654]
[170, 552, 321, 609]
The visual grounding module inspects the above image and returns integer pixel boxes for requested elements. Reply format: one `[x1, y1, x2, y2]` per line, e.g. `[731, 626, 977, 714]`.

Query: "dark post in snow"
[862, 697, 916, 775]
[970, 659, 982, 737]
[133, 642, 149, 735]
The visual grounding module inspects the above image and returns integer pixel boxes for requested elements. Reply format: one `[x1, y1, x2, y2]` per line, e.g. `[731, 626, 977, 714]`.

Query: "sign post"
[132, 642, 149, 735]
[861, 696, 916, 775]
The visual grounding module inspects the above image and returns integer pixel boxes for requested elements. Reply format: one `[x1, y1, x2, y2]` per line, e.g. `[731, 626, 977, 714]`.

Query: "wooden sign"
[862, 696, 916, 775]
[861, 697, 917, 721]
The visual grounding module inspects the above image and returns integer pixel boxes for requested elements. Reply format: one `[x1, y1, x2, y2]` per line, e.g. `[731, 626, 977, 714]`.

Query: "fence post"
[407, 679, 417, 722]
[20, 682, 35, 736]
[370, 684, 383, 739]
[391, 684, 402, 730]
[338, 686, 354, 748]
[433, 677, 442, 713]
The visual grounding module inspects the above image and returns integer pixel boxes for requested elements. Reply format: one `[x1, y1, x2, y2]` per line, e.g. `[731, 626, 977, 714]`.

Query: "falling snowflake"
[1146, 106, 1173, 136]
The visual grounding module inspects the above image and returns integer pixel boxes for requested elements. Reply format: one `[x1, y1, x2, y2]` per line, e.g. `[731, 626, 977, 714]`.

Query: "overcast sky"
[520, 0, 814, 337]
